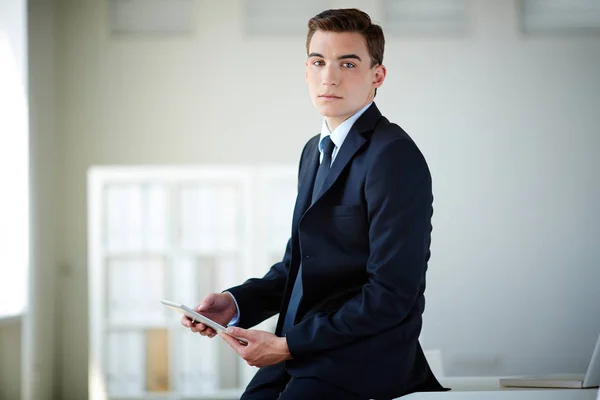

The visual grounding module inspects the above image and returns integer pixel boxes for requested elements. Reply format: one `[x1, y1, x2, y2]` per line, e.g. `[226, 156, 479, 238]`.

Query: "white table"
[402, 377, 598, 399]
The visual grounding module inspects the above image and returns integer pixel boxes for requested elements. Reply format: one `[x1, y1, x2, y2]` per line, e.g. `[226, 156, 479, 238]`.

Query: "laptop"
[500, 332, 600, 389]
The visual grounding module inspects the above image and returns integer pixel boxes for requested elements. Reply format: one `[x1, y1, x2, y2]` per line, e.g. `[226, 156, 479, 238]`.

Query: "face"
[306, 30, 386, 128]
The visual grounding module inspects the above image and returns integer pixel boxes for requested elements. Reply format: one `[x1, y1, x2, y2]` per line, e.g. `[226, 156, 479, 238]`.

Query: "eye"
[342, 62, 356, 68]
[312, 60, 325, 66]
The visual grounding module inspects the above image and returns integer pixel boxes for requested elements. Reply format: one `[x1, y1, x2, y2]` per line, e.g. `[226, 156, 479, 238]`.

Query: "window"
[380, 0, 470, 36]
[519, 0, 600, 35]
[0, 29, 29, 319]
[88, 165, 297, 400]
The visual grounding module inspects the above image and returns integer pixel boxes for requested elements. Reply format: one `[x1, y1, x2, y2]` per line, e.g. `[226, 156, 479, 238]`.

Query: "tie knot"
[321, 136, 335, 157]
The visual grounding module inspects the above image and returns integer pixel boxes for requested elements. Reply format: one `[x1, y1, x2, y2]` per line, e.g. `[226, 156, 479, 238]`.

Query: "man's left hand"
[219, 327, 292, 368]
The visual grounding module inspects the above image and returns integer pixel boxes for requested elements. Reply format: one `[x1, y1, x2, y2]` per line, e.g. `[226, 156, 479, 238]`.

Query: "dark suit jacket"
[227, 103, 446, 399]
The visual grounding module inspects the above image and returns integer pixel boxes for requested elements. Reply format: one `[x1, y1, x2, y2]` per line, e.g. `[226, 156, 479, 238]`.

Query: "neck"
[325, 117, 345, 133]
[325, 97, 374, 133]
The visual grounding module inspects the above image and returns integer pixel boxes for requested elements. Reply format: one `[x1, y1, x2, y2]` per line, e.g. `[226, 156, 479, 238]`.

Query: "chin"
[315, 103, 348, 118]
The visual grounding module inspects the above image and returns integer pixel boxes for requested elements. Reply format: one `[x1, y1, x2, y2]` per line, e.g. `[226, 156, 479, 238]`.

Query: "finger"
[197, 294, 216, 312]
[196, 327, 216, 337]
[201, 327, 216, 337]
[190, 323, 206, 333]
[225, 327, 250, 346]
[225, 326, 249, 339]
[219, 332, 246, 354]
[224, 332, 248, 351]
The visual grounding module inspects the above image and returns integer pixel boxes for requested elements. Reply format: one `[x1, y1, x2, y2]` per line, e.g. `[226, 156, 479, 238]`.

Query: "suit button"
[305, 255, 310, 259]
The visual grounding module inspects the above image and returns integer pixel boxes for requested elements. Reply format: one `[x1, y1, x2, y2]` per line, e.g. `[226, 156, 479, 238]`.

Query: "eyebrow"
[308, 52, 362, 62]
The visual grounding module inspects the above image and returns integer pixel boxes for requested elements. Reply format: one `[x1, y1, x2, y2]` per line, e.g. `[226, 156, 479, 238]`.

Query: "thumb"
[197, 294, 216, 312]
[226, 326, 248, 338]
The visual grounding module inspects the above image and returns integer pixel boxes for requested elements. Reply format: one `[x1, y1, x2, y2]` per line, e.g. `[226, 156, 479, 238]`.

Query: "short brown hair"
[306, 8, 384, 68]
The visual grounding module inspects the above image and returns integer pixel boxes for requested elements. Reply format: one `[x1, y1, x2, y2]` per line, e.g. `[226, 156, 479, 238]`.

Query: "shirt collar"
[319, 102, 373, 153]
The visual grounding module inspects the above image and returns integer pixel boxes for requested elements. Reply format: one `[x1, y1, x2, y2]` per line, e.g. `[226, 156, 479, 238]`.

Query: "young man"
[181, 8, 446, 399]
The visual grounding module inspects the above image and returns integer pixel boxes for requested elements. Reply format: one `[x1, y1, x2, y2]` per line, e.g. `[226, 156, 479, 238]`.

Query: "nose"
[321, 64, 339, 86]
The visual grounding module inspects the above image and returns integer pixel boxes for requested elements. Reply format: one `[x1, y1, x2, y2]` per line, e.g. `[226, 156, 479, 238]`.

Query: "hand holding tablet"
[161, 299, 248, 345]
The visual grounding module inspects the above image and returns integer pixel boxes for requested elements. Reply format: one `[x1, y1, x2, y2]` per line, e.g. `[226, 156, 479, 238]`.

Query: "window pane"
[0, 30, 29, 318]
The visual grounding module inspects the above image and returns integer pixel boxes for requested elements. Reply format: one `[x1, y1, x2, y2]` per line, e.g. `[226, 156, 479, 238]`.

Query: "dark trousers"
[241, 363, 366, 400]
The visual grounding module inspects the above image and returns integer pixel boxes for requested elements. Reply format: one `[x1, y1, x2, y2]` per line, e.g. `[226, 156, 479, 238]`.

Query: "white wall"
[22, 0, 60, 399]
[0, 318, 21, 400]
[50, 1, 600, 399]
[387, 2, 600, 376]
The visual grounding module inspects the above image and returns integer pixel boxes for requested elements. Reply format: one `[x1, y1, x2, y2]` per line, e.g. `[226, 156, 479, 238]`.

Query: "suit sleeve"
[225, 238, 292, 329]
[285, 137, 433, 359]
[224, 139, 313, 329]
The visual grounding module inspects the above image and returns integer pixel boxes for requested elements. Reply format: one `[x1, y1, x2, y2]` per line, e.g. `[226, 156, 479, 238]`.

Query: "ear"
[372, 64, 386, 89]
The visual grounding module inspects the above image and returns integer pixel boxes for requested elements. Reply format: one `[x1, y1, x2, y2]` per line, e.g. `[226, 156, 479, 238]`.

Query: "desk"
[402, 377, 598, 399]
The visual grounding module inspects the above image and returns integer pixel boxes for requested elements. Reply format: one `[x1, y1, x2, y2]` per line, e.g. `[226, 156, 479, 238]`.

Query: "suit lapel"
[310, 130, 366, 205]
[291, 103, 383, 230]
[291, 137, 319, 233]
[311, 103, 383, 205]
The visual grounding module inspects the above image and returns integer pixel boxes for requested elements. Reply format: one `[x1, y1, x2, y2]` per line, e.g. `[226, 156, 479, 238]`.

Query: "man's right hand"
[181, 292, 238, 338]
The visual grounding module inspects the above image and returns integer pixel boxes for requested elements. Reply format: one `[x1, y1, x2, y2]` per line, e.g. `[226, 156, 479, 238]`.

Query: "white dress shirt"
[319, 101, 373, 165]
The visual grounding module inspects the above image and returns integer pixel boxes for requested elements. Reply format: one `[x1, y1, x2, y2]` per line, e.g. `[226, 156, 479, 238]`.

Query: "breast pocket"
[328, 204, 363, 217]
[328, 205, 368, 246]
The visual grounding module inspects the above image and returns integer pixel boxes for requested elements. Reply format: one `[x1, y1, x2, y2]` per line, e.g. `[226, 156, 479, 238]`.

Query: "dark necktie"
[282, 136, 335, 335]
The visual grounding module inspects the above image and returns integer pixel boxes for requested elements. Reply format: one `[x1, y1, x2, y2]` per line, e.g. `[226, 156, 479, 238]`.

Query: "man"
[181, 8, 446, 399]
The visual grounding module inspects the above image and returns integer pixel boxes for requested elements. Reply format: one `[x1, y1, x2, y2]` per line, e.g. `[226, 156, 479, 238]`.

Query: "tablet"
[161, 299, 248, 345]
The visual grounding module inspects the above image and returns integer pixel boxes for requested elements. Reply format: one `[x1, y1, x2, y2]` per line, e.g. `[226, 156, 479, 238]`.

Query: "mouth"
[318, 94, 343, 100]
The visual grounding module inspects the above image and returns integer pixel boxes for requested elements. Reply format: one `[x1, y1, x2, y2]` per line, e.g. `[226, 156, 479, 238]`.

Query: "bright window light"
[0, 30, 29, 318]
